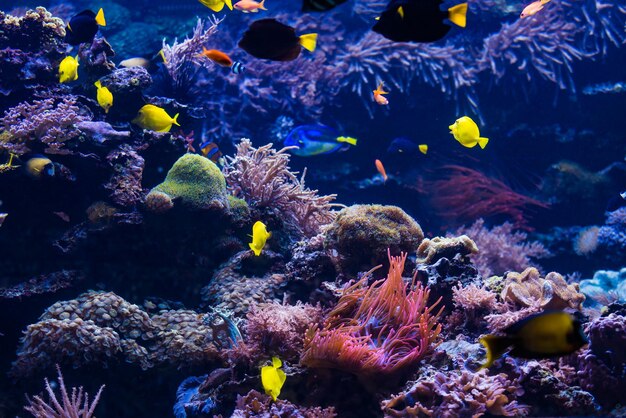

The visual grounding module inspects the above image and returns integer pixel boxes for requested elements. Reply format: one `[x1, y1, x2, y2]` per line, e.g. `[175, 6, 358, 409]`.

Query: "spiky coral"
[301, 251, 442, 381]
[223, 139, 338, 237]
[24, 364, 105, 418]
[454, 219, 551, 278]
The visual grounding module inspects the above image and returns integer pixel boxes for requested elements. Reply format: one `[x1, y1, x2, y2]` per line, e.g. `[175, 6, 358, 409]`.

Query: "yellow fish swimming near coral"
[94, 80, 113, 113]
[261, 357, 286, 401]
[132, 104, 180, 132]
[449, 116, 489, 149]
[58, 55, 79, 83]
[249, 220, 271, 256]
[198, 0, 233, 12]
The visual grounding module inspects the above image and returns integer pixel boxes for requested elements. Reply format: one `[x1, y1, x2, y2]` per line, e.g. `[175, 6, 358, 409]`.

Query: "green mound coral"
[324, 204, 424, 276]
[146, 154, 227, 210]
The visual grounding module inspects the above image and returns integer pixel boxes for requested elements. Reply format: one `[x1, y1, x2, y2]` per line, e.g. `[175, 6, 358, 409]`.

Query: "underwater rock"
[324, 204, 424, 277]
[105, 144, 146, 207]
[0, 270, 84, 299]
[145, 190, 174, 213]
[382, 369, 529, 417]
[285, 233, 336, 299]
[146, 153, 228, 211]
[77, 36, 116, 79]
[579, 268, 626, 308]
[12, 291, 238, 376]
[201, 250, 287, 316]
[231, 390, 337, 418]
[500, 267, 585, 310]
[76, 120, 131, 143]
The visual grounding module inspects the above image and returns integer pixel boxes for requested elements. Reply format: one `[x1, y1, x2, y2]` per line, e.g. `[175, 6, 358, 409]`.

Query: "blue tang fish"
[284, 125, 357, 157]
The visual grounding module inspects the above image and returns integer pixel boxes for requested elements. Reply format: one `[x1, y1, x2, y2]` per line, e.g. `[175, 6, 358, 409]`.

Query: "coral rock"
[324, 204, 424, 276]
[232, 390, 336, 418]
[416, 235, 478, 264]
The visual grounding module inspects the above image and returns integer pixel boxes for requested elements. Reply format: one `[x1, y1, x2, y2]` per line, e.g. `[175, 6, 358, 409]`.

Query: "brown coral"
[144, 190, 174, 213]
[416, 235, 478, 264]
[501, 267, 585, 310]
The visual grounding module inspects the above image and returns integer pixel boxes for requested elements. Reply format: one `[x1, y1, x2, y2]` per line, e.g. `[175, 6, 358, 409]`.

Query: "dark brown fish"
[238, 19, 317, 61]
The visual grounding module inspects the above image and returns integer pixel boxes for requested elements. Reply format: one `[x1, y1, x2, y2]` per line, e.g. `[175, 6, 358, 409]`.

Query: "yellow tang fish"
[198, 0, 233, 12]
[449, 116, 489, 149]
[419, 144, 428, 154]
[58, 55, 79, 83]
[479, 311, 587, 369]
[249, 220, 271, 256]
[261, 357, 286, 401]
[94, 80, 113, 113]
[132, 104, 180, 133]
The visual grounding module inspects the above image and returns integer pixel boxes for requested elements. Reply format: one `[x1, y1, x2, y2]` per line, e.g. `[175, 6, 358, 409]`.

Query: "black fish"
[373, 0, 467, 43]
[303, 0, 348, 12]
[238, 19, 317, 62]
[65, 8, 106, 46]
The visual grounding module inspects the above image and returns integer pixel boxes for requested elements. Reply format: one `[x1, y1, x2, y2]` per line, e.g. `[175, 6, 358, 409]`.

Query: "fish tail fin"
[249, 243, 261, 256]
[448, 3, 468, 28]
[173, 113, 180, 127]
[299, 33, 318, 52]
[224, 0, 234, 10]
[377, 83, 388, 94]
[196, 47, 207, 58]
[478, 137, 489, 149]
[94, 80, 102, 89]
[95, 8, 106, 27]
[337, 136, 357, 146]
[479, 335, 513, 369]
[259, 0, 267, 10]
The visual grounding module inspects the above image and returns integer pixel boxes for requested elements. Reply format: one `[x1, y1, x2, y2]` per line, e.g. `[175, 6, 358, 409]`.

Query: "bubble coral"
[500, 267, 585, 310]
[382, 370, 529, 417]
[301, 251, 442, 383]
[146, 154, 228, 210]
[324, 205, 424, 277]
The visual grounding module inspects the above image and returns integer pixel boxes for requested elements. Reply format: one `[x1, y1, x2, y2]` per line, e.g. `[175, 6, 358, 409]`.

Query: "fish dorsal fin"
[94, 80, 102, 89]
[272, 356, 282, 368]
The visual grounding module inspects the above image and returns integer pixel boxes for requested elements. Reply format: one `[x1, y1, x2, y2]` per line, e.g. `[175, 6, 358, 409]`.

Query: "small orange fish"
[520, 0, 551, 18]
[375, 159, 388, 182]
[373, 83, 389, 105]
[197, 47, 233, 67]
[234, 0, 267, 12]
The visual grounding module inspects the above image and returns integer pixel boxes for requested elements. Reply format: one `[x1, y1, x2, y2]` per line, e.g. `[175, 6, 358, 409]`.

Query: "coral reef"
[201, 250, 288, 316]
[24, 365, 105, 418]
[598, 207, 626, 254]
[454, 219, 551, 278]
[12, 291, 238, 376]
[146, 153, 228, 210]
[500, 267, 585, 310]
[382, 370, 529, 417]
[301, 252, 442, 383]
[579, 268, 626, 308]
[223, 139, 338, 237]
[105, 145, 146, 207]
[416, 235, 478, 265]
[232, 390, 336, 418]
[324, 204, 424, 277]
[0, 270, 84, 299]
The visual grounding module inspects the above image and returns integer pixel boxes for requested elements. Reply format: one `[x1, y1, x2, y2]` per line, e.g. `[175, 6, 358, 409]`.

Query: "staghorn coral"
[324, 204, 424, 277]
[147, 153, 228, 210]
[24, 365, 105, 418]
[240, 302, 323, 363]
[201, 250, 288, 316]
[12, 291, 238, 376]
[301, 252, 442, 382]
[500, 267, 585, 310]
[382, 369, 529, 417]
[454, 219, 551, 278]
[223, 139, 338, 237]
[0, 96, 89, 155]
[232, 390, 336, 418]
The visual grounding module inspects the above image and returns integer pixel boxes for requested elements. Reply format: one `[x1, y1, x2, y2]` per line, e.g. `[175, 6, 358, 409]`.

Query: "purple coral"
[454, 219, 551, 278]
[0, 96, 89, 155]
[598, 207, 626, 253]
[24, 364, 105, 418]
[223, 139, 339, 237]
[382, 370, 529, 417]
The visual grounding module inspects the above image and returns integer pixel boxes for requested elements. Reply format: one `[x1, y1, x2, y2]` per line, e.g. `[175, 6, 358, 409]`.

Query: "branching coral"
[301, 251, 442, 382]
[24, 365, 105, 418]
[454, 219, 551, 278]
[430, 166, 549, 229]
[0, 96, 89, 155]
[223, 139, 339, 237]
[382, 370, 529, 417]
